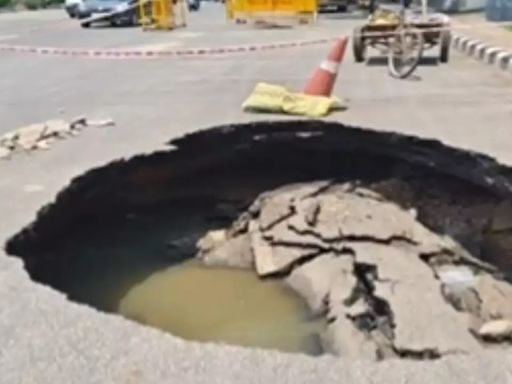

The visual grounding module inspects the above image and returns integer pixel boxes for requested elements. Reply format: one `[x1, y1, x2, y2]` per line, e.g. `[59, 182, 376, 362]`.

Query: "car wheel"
[81, 22, 91, 28]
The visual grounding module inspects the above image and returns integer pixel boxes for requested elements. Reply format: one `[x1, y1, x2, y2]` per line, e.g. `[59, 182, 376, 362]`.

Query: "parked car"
[64, 0, 84, 17]
[318, 0, 348, 12]
[78, 0, 139, 27]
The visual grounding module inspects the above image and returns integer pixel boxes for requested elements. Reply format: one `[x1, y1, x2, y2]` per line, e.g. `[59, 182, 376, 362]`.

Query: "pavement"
[452, 13, 512, 52]
[1, 4, 512, 384]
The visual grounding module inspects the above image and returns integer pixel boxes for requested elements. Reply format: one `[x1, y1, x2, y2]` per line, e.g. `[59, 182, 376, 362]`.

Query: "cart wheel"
[439, 29, 451, 63]
[352, 27, 366, 63]
[388, 27, 424, 79]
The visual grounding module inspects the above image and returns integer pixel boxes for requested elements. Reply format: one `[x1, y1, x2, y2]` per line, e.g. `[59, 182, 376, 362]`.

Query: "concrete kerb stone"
[483, 47, 502, 64]
[452, 33, 512, 74]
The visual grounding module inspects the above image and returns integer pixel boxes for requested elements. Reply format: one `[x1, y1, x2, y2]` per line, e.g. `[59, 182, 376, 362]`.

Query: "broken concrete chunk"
[352, 243, 480, 354]
[442, 285, 481, 315]
[17, 123, 47, 150]
[322, 316, 379, 359]
[44, 119, 71, 138]
[250, 230, 276, 276]
[303, 200, 320, 227]
[196, 229, 227, 253]
[69, 116, 87, 129]
[87, 118, 115, 128]
[475, 274, 512, 321]
[251, 211, 316, 277]
[326, 266, 360, 318]
[478, 320, 512, 340]
[436, 265, 476, 288]
[252, 232, 312, 276]
[0, 147, 11, 159]
[264, 216, 325, 249]
[228, 212, 252, 236]
[286, 253, 353, 314]
[270, 181, 332, 202]
[191, 181, 512, 359]
[436, 265, 480, 314]
[419, 236, 497, 273]
[314, 193, 420, 242]
[258, 194, 294, 231]
[35, 140, 50, 150]
[0, 131, 17, 148]
[199, 233, 253, 269]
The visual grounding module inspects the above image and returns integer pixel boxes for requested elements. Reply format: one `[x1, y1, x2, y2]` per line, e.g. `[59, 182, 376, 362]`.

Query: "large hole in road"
[5, 120, 512, 359]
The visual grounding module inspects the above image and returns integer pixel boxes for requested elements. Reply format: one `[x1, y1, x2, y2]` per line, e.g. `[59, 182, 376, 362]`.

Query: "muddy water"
[45, 202, 323, 355]
[118, 260, 324, 355]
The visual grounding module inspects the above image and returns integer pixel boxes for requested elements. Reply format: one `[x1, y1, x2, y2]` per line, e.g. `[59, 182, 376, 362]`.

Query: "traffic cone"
[303, 38, 348, 97]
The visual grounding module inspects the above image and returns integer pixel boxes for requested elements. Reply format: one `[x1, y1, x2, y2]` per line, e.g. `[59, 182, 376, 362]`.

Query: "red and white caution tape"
[0, 38, 335, 59]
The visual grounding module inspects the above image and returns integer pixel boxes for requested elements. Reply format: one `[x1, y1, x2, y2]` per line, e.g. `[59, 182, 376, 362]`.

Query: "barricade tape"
[0, 37, 336, 59]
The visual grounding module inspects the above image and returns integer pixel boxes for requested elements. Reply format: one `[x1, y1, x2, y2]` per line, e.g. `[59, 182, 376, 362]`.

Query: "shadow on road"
[366, 56, 440, 67]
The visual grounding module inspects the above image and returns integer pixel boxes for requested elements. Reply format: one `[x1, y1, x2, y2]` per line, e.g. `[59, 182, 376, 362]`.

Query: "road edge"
[452, 34, 512, 74]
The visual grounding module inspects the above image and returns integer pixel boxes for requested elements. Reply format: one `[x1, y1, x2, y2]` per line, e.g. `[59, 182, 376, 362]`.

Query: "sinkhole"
[6, 120, 512, 359]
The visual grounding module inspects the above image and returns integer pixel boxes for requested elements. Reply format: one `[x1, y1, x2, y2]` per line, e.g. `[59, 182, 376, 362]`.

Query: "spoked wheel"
[387, 27, 424, 79]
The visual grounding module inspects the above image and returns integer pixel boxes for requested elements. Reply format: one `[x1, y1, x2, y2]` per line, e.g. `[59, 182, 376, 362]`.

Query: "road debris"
[0, 116, 115, 160]
[478, 320, 512, 341]
[86, 118, 116, 128]
[195, 181, 512, 360]
[0, 146, 10, 159]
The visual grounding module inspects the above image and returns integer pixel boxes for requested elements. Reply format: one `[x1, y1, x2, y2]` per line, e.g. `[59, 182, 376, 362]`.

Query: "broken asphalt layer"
[2, 121, 512, 383]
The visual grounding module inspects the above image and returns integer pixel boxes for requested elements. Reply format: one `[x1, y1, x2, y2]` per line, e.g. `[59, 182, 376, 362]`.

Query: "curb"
[452, 34, 512, 73]
[0, 38, 335, 59]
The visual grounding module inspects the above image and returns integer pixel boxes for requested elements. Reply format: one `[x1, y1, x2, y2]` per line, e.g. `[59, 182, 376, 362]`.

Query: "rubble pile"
[0, 117, 115, 160]
[197, 181, 512, 360]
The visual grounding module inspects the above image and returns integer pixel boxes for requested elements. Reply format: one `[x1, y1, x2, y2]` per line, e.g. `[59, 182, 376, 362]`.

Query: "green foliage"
[0, 0, 12, 8]
[22, 0, 42, 9]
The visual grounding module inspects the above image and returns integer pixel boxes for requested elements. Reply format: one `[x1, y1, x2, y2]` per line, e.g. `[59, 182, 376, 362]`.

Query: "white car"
[64, 0, 85, 17]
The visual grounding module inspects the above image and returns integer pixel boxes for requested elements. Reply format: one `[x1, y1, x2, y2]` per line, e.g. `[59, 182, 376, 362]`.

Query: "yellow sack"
[242, 83, 346, 118]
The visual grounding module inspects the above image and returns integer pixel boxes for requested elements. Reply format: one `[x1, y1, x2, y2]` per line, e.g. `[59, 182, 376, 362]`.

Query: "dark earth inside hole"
[5, 120, 512, 358]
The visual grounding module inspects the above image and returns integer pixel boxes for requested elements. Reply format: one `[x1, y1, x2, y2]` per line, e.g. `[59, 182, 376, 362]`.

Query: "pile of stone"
[196, 181, 512, 360]
[0, 117, 115, 160]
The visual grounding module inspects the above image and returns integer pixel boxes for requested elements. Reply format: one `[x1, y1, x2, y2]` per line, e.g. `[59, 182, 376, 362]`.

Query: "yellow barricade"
[229, 0, 318, 24]
[139, 0, 187, 31]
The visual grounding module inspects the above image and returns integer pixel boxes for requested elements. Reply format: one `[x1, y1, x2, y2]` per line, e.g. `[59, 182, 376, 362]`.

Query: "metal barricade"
[228, 0, 318, 25]
[139, 0, 187, 30]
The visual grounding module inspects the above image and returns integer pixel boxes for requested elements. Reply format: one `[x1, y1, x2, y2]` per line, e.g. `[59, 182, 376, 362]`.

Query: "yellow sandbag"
[242, 83, 346, 118]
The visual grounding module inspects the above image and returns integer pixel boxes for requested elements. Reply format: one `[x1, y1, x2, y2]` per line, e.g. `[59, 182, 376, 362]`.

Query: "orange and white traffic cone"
[303, 38, 348, 97]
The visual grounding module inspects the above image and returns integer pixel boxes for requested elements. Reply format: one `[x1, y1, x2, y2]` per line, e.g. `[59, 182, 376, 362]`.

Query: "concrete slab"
[352, 243, 480, 354]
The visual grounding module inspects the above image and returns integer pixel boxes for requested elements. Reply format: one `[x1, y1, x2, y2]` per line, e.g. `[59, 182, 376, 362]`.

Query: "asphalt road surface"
[1, 4, 512, 384]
